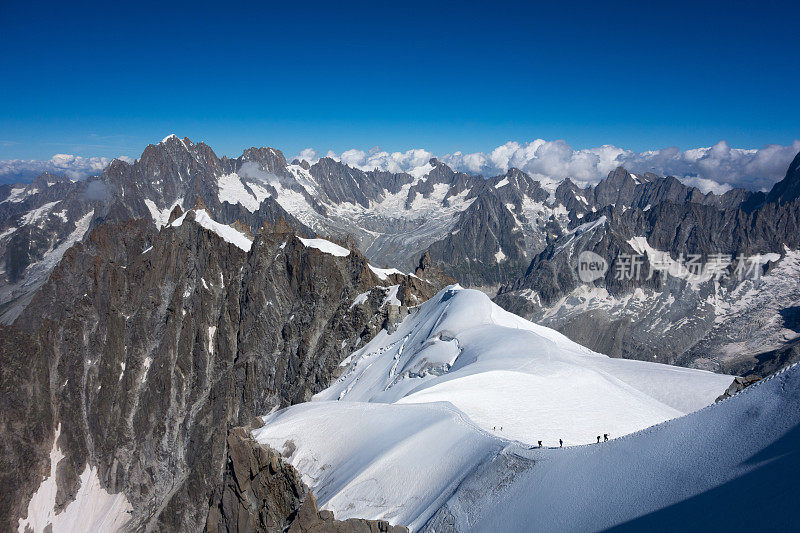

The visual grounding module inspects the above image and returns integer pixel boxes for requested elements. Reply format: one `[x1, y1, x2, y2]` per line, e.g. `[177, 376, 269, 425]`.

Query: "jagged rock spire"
[193, 195, 207, 211]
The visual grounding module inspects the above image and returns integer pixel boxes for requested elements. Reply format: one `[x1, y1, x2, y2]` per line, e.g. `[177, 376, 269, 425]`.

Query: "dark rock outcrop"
[715, 375, 761, 402]
[208, 427, 408, 533]
[765, 151, 800, 205]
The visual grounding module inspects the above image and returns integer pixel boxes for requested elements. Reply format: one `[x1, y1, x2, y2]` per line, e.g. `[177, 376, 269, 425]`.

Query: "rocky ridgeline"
[1, 206, 446, 532]
[209, 425, 407, 532]
[1, 136, 766, 325]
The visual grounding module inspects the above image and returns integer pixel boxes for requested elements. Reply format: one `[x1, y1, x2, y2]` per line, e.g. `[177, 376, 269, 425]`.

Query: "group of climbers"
[532, 434, 609, 448]
[493, 427, 611, 448]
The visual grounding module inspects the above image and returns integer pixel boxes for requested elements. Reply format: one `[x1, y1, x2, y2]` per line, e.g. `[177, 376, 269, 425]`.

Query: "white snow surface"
[171, 209, 252, 252]
[253, 286, 733, 530]
[144, 198, 183, 228]
[407, 162, 434, 180]
[438, 362, 800, 532]
[18, 425, 132, 533]
[22, 201, 61, 226]
[253, 401, 501, 530]
[298, 237, 350, 257]
[2, 187, 27, 203]
[217, 172, 270, 212]
[316, 286, 730, 445]
[18, 211, 94, 288]
[368, 264, 404, 280]
[382, 284, 401, 307]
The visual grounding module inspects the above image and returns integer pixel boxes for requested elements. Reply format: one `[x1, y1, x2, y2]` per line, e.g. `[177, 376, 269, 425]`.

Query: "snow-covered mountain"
[496, 155, 800, 376]
[0, 136, 761, 315]
[250, 285, 733, 529]
[317, 285, 730, 445]
[2, 136, 799, 375]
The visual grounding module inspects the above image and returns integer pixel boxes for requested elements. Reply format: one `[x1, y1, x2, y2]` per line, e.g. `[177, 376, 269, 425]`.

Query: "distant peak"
[158, 134, 193, 148]
[766, 150, 800, 204]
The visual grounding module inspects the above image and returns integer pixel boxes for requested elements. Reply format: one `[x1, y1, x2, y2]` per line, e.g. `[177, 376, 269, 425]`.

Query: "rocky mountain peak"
[290, 158, 312, 170]
[192, 195, 207, 211]
[766, 150, 800, 205]
[135, 135, 222, 183]
[31, 172, 70, 188]
[556, 177, 579, 191]
[104, 157, 132, 176]
[240, 147, 288, 173]
[167, 204, 184, 224]
[426, 157, 455, 178]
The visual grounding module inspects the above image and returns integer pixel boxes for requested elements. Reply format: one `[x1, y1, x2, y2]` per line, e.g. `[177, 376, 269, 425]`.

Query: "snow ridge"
[252, 285, 733, 529]
[171, 208, 253, 252]
[298, 237, 350, 257]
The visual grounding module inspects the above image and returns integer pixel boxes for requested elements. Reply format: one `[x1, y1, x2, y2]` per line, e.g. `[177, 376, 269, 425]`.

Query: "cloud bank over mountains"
[0, 154, 133, 184]
[303, 139, 800, 194]
[2, 140, 798, 194]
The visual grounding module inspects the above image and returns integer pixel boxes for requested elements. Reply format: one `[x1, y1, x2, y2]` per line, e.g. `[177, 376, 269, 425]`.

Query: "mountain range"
[2, 136, 800, 531]
[3, 136, 799, 376]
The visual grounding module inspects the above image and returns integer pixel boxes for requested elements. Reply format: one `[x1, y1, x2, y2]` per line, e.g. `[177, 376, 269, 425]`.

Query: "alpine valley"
[2, 136, 800, 532]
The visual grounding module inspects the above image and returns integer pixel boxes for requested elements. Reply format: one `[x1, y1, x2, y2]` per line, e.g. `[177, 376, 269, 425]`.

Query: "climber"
[559, 439, 563, 447]
[604, 433, 609, 441]
[538, 440, 542, 448]
[597, 436, 601, 443]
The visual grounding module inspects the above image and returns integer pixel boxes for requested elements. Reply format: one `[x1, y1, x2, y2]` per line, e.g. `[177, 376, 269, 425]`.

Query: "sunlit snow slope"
[253, 285, 734, 529]
[432, 362, 800, 532]
[318, 285, 731, 445]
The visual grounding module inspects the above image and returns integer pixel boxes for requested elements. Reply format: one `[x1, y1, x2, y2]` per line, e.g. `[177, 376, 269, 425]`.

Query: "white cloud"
[297, 148, 319, 164]
[310, 147, 436, 175]
[677, 176, 733, 195]
[4, 139, 797, 193]
[300, 139, 800, 193]
[0, 154, 133, 183]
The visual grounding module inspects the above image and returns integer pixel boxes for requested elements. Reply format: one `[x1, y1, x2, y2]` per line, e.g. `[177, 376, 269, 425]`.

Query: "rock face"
[0, 325, 52, 531]
[496, 157, 800, 374]
[766, 151, 800, 205]
[3, 207, 444, 532]
[209, 426, 408, 533]
[426, 191, 527, 290]
[0, 137, 310, 324]
[715, 375, 761, 402]
[208, 426, 305, 532]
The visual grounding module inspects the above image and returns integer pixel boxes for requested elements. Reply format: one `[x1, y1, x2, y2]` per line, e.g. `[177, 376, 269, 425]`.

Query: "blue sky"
[0, 0, 797, 162]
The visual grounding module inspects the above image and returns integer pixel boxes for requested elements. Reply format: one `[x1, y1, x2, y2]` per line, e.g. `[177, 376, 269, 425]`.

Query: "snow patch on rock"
[171, 209, 252, 252]
[18, 424, 132, 533]
[298, 237, 350, 257]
